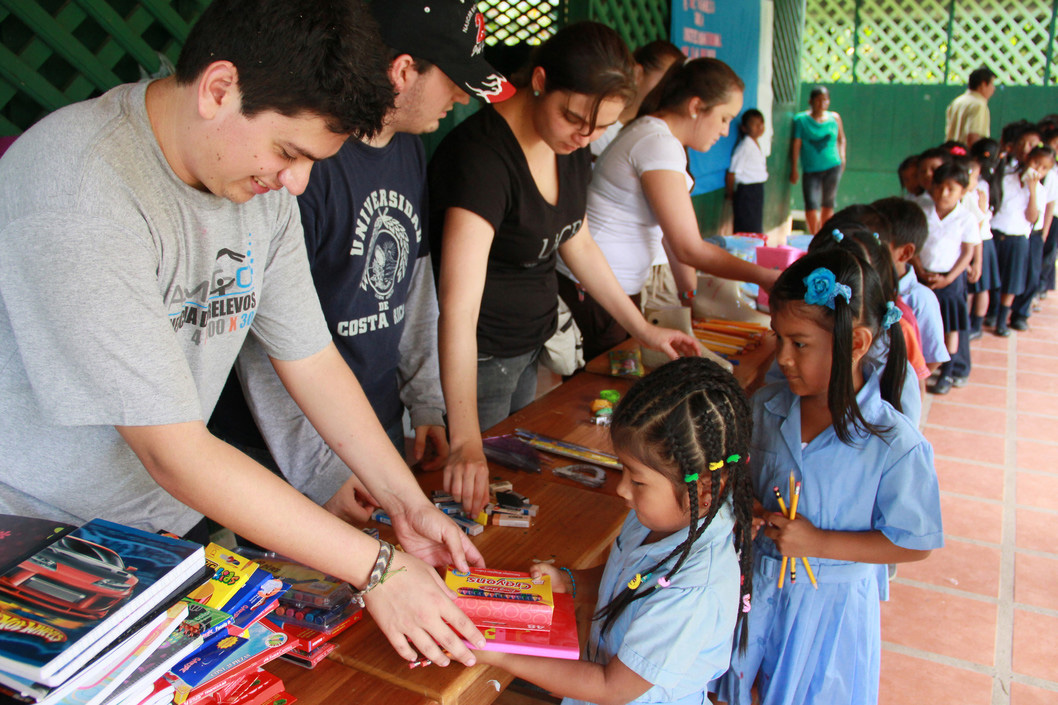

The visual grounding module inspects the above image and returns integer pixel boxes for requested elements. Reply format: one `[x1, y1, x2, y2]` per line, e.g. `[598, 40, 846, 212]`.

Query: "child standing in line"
[727, 109, 769, 234]
[1036, 128, 1058, 298]
[473, 357, 757, 705]
[989, 145, 1053, 335]
[915, 161, 978, 394]
[897, 155, 920, 197]
[713, 248, 943, 705]
[966, 139, 1001, 340]
[873, 196, 951, 376]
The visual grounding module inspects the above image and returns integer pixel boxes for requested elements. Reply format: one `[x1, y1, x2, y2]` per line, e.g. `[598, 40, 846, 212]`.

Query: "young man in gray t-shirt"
[0, 0, 483, 669]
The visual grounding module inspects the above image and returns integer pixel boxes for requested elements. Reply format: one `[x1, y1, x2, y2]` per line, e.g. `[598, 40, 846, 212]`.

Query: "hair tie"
[831, 229, 844, 242]
[657, 576, 671, 588]
[684, 472, 700, 482]
[872, 232, 881, 243]
[950, 146, 967, 156]
[707, 461, 724, 471]
[803, 267, 852, 310]
[726, 454, 741, 463]
[741, 594, 752, 613]
[883, 301, 902, 330]
[628, 574, 643, 589]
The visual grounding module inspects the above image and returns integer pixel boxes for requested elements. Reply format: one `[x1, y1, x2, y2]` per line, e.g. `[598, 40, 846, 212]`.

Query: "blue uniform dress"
[714, 371, 943, 705]
[563, 504, 740, 705]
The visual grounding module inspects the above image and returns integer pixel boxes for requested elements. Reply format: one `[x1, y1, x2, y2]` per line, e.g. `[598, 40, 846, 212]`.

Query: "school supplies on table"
[445, 567, 553, 632]
[514, 428, 621, 469]
[0, 518, 205, 687]
[609, 348, 644, 377]
[482, 434, 542, 473]
[552, 464, 607, 488]
[469, 592, 579, 659]
[0, 514, 76, 576]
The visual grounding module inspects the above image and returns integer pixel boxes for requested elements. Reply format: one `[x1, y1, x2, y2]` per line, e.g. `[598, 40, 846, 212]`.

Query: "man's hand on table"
[443, 442, 490, 516]
[363, 550, 485, 667]
[390, 499, 485, 571]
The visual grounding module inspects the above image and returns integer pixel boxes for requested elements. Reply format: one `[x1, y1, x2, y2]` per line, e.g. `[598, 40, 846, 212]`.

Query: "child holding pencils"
[712, 248, 943, 705]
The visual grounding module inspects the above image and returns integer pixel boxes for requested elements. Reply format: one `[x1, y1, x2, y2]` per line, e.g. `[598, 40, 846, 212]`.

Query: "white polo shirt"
[920, 198, 979, 272]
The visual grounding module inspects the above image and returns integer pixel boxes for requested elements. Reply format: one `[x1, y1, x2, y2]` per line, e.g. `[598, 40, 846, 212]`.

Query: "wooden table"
[266, 326, 776, 705]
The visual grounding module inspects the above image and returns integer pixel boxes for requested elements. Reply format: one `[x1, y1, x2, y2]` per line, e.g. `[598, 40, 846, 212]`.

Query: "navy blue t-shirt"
[298, 135, 430, 430]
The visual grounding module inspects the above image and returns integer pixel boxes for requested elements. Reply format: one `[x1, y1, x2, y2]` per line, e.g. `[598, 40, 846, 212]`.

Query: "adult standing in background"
[945, 67, 996, 147]
[790, 86, 846, 234]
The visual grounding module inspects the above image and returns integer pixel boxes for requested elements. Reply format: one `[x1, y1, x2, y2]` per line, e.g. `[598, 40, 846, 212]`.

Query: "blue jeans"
[477, 348, 540, 431]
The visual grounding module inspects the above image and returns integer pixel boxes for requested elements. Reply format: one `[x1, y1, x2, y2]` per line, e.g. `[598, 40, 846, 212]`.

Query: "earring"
[691, 113, 698, 119]
[533, 90, 540, 97]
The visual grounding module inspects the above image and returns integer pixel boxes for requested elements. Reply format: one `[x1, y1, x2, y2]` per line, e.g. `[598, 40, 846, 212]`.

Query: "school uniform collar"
[619, 502, 735, 567]
[763, 368, 887, 457]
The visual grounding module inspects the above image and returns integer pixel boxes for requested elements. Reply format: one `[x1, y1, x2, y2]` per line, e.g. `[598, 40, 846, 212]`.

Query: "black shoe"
[969, 328, 983, 342]
[984, 315, 996, 327]
[928, 375, 954, 394]
[952, 375, 969, 388]
[995, 326, 1011, 337]
[1010, 318, 1030, 332]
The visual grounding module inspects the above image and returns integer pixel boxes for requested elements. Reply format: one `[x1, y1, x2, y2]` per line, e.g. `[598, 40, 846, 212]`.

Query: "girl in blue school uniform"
[472, 357, 757, 705]
[713, 248, 944, 705]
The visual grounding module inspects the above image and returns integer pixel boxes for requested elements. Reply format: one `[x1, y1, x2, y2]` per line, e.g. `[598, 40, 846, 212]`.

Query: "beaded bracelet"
[351, 540, 395, 607]
[559, 566, 576, 598]
[678, 289, 697, 302]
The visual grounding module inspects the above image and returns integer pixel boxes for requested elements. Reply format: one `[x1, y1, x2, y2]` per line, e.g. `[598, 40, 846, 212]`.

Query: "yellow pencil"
[789, 482, 800, 584]
[790, 481, 819, 590]
[773, 486, 789, 589]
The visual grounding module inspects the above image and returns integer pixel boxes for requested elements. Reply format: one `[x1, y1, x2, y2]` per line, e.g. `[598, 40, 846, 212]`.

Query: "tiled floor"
[880, 296, 1058, 705]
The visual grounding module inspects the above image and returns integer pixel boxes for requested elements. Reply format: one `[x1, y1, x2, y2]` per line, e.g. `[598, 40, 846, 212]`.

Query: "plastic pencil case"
[270, 601, 360, 633]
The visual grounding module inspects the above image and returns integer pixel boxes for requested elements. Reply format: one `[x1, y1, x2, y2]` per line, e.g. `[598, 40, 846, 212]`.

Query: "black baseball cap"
[371, 0, 515, 104]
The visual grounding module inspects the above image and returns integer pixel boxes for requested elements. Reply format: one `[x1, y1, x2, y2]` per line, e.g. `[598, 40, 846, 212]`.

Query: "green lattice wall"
[803, 0, 1058, 85]
[0, 0, 210, 135]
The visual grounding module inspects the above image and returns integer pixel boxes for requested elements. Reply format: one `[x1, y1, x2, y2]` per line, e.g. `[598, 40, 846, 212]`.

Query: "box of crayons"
[445, 567, 554, 631]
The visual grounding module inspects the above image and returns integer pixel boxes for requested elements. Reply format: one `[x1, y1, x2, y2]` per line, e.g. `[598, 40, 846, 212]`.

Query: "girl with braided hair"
[471, 357, 756, 705]
[713, 248, 943, 705]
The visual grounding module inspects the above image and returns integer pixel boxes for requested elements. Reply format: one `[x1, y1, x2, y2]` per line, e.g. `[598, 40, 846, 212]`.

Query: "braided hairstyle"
[770, 247, 903, 444]
[597, 357, 755, 651]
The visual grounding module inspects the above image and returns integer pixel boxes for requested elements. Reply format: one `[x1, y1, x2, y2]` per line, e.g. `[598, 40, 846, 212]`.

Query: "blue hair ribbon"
[832, 229, 844, 242]
[883, 301, 902, 330]
[803, 267, 852, 310]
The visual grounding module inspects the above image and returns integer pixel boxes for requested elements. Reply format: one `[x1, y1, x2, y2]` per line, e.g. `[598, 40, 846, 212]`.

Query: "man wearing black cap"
[215, 0, 513, 505]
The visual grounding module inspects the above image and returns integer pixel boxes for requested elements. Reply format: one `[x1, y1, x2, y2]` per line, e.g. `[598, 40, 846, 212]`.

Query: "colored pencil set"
[692, 318, 769, 356]
[773, 471, 818, 590]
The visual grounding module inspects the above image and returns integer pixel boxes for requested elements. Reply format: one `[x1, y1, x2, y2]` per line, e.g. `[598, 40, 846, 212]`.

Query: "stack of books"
[0, 517, 325, 705]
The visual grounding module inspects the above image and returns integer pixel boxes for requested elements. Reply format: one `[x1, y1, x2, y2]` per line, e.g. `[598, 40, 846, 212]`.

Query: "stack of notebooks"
[0, 516, 323, 705]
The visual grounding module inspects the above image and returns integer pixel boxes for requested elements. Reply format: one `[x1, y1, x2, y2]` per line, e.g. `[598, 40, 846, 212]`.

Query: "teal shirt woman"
[790, 86, 846, 234]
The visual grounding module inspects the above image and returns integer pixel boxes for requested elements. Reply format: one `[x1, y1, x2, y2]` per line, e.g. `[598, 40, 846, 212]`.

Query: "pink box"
[755, 245, 805, 308]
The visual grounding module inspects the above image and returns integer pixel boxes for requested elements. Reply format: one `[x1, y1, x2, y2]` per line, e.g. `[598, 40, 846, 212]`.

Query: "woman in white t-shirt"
[557, 58, 778, 360]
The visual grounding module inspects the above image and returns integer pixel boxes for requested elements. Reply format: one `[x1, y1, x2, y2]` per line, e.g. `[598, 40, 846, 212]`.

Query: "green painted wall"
[789, 83, 1058, 210]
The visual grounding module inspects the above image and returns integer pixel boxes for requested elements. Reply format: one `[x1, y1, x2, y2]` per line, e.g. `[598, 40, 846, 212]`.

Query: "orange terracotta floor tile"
[881, 583, 996, 666]
[1017, 389, 1058, 416]
[1011, 681, 1058, 705]
[1012, 609, 1058, 682]
[966, 366, 1011, 387]
[1015, 507, 1056, 553]
[879, 650, 992, 705]
[1014, 552, 1058, 612]
[1016, 471, 1058, 511]
[928, 426, 1007, 466]
[1015, 337, 1058, 358]
[1016, 353, 1058, 375]
[1016, 413, 1058, 443]
[935, 457, 1004, 500]
[1015, 439, 1058, 473]
[972, 348, 1010, 368]
[942, 383, 1009, 410]
[899, 538, 1000, 596]
[1017, 371, 1058, 394]
[926, 401, 1007, 433]
[939, 493, 1003, 543]
[973, 334, 1014, 352]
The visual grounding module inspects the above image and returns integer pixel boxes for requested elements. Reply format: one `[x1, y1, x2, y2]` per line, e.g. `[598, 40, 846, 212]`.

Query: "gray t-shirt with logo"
[0, 82, 331, 534]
